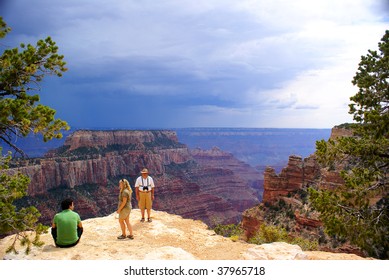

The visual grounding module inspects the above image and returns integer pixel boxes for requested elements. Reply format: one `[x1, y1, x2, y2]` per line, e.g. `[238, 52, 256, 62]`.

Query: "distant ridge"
[176, 127, 331, 170]
[3, 128, 331, 169]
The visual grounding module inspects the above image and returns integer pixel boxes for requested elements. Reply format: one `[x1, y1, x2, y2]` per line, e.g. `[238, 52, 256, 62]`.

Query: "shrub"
[213, 223, 243, 238]
[248, 223, 319, 251]
[249, 224, 288, 244]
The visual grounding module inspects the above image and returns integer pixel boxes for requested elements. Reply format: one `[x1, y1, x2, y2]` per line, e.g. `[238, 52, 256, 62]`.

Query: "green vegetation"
[0, 17, 68, 254]
[213, 223, 243, 242]
[264, 198, 295, 221]
[0, 18, 69, 156]
[54, 144, 139, 157]
[248, 223, 319, 251]
[310, 30, 389, 259]
[333, 123, 355, 129]
[212, 218, 319, 250]
[0, 148, 47, 254]
[256, 189, 328, 250]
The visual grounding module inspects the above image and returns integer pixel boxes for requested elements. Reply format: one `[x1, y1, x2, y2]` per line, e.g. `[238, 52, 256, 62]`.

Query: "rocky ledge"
[0, 210, 368, 260]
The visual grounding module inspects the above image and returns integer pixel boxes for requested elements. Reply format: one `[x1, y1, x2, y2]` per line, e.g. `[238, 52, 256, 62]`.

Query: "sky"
[1, 0, 388, 129]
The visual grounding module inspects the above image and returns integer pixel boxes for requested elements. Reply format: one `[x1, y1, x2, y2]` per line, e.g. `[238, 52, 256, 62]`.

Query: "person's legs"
[145, 192, 152, 222]
[140, 209, 145, 221]
[51, 227, 57, 244]
[118, 208, 132, 239]
[147, 209, 151, 220]
[57, 240, 80, 248]
[51, 227, 83, 247]
[124, 215, 133, 238]
[119, 218, 126, 236]
[139, 192, 146, 221]
[77, 227, 83, 239]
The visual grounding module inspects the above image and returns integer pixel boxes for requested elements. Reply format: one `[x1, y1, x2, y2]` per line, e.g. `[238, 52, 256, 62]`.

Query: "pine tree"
[0, 17, 69, 254]
[310, 30, 389, 259]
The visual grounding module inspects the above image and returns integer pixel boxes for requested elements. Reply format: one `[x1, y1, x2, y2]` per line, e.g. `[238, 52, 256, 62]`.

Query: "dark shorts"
[51, 227, 83, 248]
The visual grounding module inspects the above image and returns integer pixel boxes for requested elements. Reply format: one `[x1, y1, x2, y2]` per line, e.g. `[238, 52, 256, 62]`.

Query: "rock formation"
[262, 155, 321, 204]
[241, 127, 363, 255]
[0, 209, 368, 260]
[8, 130, 262, 227]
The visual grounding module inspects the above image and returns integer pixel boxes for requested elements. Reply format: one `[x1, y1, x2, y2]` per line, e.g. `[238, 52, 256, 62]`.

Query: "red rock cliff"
[262, 155, 322, 204]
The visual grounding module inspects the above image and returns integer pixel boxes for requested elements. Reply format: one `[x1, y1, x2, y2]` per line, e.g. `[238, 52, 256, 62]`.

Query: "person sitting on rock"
[51, 198, 83, 248]
[135, 168, 155, 222]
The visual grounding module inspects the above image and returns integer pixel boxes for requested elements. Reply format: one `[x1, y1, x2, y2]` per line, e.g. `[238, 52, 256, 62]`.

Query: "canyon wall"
[9, 130, 262, 227]
[241, 127, 348, 244]
[190, 147, 263, 199]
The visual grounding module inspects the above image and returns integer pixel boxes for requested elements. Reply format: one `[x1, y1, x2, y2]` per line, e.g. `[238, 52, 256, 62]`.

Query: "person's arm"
[76, 213, 83, 228]
[135, 178, 140, 200]
[52, 215, 56, 228]
[150, 177, 155, 200]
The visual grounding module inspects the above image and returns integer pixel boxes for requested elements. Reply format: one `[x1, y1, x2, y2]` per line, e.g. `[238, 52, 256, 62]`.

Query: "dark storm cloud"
[1, 0, 388, 128]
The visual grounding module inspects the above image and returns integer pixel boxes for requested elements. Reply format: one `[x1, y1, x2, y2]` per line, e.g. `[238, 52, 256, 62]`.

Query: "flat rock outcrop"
[62, 130, 180, 151]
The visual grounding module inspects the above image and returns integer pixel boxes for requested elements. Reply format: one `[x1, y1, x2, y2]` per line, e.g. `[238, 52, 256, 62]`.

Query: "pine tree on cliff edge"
[0, 17, 69, 254]
[310, 30, 389, 259]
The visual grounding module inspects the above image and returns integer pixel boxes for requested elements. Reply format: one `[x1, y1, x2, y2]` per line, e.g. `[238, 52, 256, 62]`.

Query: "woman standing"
[117, 179, 134, 239]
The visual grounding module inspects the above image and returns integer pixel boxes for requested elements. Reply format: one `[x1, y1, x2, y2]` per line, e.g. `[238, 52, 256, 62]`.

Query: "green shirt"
[53, 209, 81, 246]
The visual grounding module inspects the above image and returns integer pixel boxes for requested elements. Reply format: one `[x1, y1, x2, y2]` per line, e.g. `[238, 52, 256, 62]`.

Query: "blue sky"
[1, 0, 388, 128]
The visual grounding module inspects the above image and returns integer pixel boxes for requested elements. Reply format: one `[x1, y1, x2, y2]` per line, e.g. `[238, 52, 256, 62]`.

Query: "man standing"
[135, 168, 155, 222]
[51, 198, 83, 248]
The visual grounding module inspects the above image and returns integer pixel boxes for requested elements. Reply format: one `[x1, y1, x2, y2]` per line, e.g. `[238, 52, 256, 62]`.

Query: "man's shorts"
[139, 191, 152, 210]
